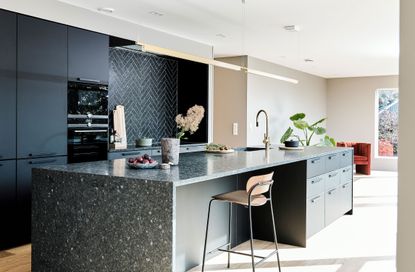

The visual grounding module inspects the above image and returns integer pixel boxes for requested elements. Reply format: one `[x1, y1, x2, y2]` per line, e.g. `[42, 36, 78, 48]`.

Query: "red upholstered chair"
[337, 142, 371, 175]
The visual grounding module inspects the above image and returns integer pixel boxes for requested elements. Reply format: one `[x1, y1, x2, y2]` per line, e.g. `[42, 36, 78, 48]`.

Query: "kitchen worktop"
[108, 142, 206, 153]
[39, 146, 350, 187]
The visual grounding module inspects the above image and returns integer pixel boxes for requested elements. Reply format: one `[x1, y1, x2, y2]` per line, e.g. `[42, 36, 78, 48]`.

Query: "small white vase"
[161, 138, 180, 165]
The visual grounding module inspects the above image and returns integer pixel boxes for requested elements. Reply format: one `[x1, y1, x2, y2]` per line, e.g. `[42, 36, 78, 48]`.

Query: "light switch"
[232, 123, 238, 136]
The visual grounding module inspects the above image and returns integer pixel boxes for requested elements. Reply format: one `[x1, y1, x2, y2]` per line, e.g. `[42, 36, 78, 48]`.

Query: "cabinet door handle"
[29, 159, 57, 165]
[311, 178, 322, 184]
[311, 158, 320, 164]
[329, 172, 338, 178]
[311, 195, 321, 203]
[74, 130, 107, 133]
[29, 153, 57, 158]
[328, 188, 337, 195]
[77, 77, 101, 83]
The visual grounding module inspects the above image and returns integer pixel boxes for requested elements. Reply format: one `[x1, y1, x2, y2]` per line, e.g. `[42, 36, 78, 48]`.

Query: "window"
[376, 89, 399, 157]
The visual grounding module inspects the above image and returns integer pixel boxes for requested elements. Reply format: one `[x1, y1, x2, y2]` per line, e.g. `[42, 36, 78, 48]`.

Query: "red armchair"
[337, 142, 371, 175]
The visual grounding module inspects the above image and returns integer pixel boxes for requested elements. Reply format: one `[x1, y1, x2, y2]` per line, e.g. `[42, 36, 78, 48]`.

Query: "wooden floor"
[0, 171, 397, 272]
[0, 245, 30, 272]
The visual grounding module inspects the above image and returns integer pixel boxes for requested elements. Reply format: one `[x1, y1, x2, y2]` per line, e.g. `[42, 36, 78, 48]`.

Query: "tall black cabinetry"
[0, 10, 17, 250]
[16, 15, 68, 244]
[68, 27, 109, 83]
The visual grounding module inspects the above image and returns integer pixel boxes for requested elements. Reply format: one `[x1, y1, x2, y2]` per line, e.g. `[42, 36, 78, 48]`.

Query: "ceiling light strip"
[246, 68, 299, 84]
[136, 42, 299, 84]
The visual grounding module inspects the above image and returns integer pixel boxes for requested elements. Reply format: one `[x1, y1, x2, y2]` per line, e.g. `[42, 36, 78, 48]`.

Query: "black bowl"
[284, 140, 299, 147]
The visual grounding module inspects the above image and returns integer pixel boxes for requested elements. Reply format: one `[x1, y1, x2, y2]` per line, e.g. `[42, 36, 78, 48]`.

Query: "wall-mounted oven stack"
[67, 81, 109, 163]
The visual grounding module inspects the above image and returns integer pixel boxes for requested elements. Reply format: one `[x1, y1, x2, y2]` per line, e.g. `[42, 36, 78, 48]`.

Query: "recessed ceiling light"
[283, 25, 301, 32]
[97, 7, 115, 13]
[149, 11, 164, 17]
[304, 58, 314, 62]
[216, 33, 226, 38]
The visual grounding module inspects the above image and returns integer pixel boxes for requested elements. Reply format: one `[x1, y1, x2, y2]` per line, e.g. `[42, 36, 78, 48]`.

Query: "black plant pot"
[284, 140, 300, 147]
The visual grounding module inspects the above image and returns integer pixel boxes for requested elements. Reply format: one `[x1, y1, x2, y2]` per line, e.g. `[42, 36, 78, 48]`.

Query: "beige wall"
[213, 56, 248, 147]
[247, 57, 327, 146]
[397, 0, 415, 270]
[213, 56, 327, 147]
[327, 76, 399, 171]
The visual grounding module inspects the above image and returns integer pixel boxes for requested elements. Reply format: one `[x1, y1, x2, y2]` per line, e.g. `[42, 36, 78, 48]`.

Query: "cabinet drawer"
[180, 145, 205, 153]
[307, 157, 325, 178]
[340, 150, 353, 168]
[325, 186, 341, 226]
[151, 148, 162, 156]
[307, 175, 325, 198]
[306, 193, 325, 238]
[325, 153, 340, 172]
[340, 166, 353, 184]
[339, 182, 352, 215]
[325, 170, 341, 190]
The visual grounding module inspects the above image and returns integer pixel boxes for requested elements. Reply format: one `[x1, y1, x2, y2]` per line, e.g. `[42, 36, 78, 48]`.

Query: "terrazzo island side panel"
[32, 168, 174, 272]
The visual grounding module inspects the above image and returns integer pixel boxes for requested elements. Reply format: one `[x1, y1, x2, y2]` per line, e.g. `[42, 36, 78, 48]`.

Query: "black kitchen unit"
[0, 9, 110, 249]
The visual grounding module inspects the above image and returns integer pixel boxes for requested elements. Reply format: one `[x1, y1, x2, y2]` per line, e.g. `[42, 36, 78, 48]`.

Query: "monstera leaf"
[314, 127, 326, 135]
[290, 113, 306, 121]
[280, 127, 294, 143]
[293, 120, 309, 130]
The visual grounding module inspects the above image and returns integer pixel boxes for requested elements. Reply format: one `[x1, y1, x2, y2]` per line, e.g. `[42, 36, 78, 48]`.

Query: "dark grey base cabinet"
[16, 156, 67, 244]
[108, 145, 206, 160]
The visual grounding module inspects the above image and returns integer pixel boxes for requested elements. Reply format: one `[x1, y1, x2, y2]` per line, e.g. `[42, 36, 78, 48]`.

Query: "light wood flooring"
[0, 171, 397, 272]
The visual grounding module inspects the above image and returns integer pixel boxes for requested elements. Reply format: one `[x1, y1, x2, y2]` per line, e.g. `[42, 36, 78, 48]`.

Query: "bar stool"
[201, 172, 281, 272]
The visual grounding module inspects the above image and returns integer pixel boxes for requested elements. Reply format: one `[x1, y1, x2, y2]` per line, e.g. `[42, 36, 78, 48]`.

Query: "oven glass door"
[68, 84, 108, 116]
[68, 129, 108, 163]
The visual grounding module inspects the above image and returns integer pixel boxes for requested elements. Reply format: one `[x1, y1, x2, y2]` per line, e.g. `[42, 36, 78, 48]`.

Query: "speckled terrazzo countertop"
[38, 146, 351, 187]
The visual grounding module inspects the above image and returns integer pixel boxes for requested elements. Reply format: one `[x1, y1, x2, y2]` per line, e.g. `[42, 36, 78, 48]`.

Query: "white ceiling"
[57, 0, 399, 78]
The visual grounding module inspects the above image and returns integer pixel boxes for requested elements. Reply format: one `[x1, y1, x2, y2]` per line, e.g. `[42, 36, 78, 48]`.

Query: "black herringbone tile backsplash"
[109, 48, 178, 144]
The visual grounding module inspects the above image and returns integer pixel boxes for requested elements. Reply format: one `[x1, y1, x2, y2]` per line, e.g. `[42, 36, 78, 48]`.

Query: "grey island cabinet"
[32, 146, 353, 272]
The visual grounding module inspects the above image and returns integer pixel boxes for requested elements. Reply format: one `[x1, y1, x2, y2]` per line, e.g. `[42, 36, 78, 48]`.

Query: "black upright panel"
[0, 160, 17, 250]
[68, 27, 109, 83]
[0, 10, 16, 160]
[17, 15, 67, 159]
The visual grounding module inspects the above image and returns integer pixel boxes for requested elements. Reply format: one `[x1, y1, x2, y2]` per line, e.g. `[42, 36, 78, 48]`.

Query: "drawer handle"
[329, 172, 338, 178]
[121, 152, 144, 156]
[29, 153, 57, 158]
[311, 195, 321, 203]
[343, 168, 351, 173]
[311, 158, 320, 164]
[311, 178, 322, 184]
[29, 159, 57, 165]
[328, 154, 337, 160]
[328, 188, 337, 195]
[342, 183, 350, 189]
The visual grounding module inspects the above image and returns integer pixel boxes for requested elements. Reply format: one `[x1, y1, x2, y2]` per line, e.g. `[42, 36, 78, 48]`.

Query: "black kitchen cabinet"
[16, 156, 67, 244]
[0, 160, 16, 250]
[68, 27, 109, 83]
[17, 15, 67, 159]
[0, 10, 16, 160]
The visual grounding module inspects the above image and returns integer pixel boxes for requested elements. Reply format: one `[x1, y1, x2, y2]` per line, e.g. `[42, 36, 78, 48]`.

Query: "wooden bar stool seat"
[201, 172, 282, 272]
[213, 190, 268, 206]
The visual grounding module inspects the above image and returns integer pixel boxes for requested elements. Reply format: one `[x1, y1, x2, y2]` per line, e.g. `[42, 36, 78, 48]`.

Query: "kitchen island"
[32, 146, 353, 272]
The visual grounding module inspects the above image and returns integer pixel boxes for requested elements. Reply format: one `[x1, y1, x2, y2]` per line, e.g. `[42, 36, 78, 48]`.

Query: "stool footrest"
[217, 248, 278, 264]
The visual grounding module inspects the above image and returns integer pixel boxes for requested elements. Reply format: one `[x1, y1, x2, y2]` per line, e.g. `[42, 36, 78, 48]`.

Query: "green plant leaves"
[321, 135, 336, 146]
[293, 120, 309, 130]
[290, 113, 305, 121]
[280, 127, 293, 143]
[314, 127, 326, 135]
[310, 118, 326, 127]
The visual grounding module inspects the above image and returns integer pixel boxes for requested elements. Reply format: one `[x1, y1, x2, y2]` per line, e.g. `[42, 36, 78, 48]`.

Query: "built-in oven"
[67, 81, 109, 163]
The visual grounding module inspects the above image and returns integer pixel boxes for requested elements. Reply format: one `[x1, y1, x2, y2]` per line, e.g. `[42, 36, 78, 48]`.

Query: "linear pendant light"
[136, 41, 299, 84]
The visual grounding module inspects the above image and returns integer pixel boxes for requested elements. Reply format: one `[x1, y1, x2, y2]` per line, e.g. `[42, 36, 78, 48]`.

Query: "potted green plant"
[280, 113, 336, 146]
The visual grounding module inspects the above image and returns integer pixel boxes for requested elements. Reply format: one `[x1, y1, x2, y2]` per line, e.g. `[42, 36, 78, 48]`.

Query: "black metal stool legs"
[269, 187, 282, 272]
[227, 202, 232, 268]
[202, 199, 214, 272]
[248, 201, 256, 272]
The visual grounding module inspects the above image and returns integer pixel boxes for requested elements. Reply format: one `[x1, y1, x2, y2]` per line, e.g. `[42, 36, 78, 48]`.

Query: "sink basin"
[237, 147, 267, 152]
